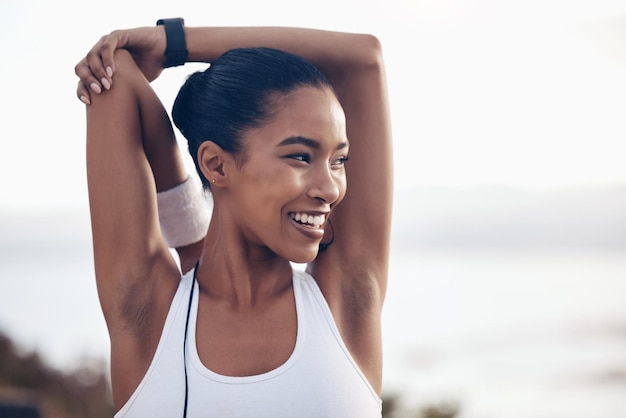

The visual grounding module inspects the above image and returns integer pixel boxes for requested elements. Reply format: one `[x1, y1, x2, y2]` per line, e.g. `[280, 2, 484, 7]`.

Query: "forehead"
[244, 86, 348, 149]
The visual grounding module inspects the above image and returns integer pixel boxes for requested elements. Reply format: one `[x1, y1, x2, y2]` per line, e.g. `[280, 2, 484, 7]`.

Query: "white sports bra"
[115, 268, 382, 417]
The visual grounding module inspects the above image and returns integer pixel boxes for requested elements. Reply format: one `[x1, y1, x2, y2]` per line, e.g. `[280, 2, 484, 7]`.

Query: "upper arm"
[86, 50, 178, 325]
[312, 35, 393, 303]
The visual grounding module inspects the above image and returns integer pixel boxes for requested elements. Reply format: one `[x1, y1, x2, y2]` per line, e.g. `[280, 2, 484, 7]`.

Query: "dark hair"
[172, 47, 334, 188]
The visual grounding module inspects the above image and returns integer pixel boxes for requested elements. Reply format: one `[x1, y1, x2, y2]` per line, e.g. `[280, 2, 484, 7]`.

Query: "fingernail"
[80, 95, 90, 105]
[106, 66, 113, 78]
[90, 82, 102, 94]
[101, 78, 111, 90]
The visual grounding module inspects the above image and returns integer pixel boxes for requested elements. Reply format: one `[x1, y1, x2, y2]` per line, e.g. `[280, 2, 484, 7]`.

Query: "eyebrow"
[277, 136, 349, 150]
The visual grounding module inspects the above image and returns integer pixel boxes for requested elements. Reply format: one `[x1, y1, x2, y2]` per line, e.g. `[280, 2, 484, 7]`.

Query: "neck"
[195, 214, 293, 308]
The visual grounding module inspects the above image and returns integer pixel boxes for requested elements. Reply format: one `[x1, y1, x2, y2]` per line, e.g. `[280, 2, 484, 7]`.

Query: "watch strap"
[156, 18, 188, 68]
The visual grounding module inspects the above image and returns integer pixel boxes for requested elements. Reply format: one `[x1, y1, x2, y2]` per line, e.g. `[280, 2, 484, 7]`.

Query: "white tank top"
[115, 269, 382, 418]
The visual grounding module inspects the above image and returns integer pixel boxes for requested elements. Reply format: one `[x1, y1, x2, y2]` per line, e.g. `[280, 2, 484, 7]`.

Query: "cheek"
[241, 162, 304, 206]
[262, 164, 303, 192]
[335, 173, 348, 204]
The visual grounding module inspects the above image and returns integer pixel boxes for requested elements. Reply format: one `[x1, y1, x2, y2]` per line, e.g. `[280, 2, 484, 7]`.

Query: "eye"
[287, 153, 311, 163]
[331, 156, 350, 167]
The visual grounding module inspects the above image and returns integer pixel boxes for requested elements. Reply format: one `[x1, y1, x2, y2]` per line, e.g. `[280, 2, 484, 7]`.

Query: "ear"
[197, 141, 229, 186]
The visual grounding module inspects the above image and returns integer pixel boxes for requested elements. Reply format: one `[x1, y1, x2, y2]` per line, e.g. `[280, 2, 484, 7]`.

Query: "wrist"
[156, 18, 188, 67]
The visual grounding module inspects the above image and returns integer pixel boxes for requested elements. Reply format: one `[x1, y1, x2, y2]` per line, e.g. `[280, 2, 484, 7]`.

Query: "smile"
[289, 212, 326, 229]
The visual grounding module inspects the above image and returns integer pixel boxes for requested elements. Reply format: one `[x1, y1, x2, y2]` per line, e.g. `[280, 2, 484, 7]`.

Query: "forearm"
[138, 88, 187, 192]
[138, 58, 208, 252]
[184, 26, 382, 82]
[77, 24, 383, 106]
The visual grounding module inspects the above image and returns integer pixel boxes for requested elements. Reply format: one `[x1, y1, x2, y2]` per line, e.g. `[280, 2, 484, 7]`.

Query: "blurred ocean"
[1, 185, 625, 417]
[383, 249, 626, 417]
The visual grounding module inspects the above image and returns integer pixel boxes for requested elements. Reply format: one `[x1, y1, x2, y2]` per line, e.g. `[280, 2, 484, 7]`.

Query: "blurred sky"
[1, 0, 626, 216]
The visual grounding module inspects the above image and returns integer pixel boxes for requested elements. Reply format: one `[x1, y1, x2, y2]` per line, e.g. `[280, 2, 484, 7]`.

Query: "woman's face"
[227, 86, 349, 263]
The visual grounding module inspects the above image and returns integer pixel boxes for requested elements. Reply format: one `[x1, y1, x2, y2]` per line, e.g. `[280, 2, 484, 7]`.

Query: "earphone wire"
[183, 262, 199, 417]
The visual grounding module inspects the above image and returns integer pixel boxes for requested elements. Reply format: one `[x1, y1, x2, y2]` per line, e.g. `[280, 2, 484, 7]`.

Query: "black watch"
[156, 18, 188, 68]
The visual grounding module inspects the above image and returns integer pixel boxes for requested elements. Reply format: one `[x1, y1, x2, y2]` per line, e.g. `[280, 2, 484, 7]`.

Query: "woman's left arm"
[303, 35, 393, 396]
[307, 35, 393, 297]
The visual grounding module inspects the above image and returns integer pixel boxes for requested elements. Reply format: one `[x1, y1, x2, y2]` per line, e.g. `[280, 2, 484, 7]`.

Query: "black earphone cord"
[182, 264, 198, 417]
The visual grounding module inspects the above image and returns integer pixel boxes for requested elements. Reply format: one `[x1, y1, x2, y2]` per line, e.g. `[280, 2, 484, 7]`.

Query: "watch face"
[157, 18, 185, 25]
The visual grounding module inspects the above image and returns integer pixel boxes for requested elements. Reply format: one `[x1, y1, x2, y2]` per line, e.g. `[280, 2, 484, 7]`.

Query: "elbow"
[334, 34, 385, 89]
[351, 33, 385, 71]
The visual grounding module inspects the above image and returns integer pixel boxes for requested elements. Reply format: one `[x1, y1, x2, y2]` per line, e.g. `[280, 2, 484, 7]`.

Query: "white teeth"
[291, 212, 325, 228]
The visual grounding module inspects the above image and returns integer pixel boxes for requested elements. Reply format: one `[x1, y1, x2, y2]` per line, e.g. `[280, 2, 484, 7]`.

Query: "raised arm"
[182, 28, 393, 299]
[85, 49, 188, 405]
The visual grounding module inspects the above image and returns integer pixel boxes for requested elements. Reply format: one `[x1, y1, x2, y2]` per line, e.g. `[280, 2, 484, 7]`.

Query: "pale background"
[1, 0, 625, 416]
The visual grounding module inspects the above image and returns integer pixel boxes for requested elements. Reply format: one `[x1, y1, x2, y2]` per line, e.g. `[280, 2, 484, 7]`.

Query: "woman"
[75, 21, 392, 417]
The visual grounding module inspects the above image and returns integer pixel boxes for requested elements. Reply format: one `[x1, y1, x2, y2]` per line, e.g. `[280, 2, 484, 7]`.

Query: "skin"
[76, 26, 393, 411]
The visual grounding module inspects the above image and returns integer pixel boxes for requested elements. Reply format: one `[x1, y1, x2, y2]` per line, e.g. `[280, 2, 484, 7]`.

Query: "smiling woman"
[74, 21, 392, 417]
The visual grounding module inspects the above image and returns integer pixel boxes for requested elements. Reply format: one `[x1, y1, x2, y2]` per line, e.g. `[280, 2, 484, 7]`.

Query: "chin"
[286, 247, 319, 264]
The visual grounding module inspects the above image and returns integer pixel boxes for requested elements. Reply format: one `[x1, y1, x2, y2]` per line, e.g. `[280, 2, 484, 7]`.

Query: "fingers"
[86, 38, 114, 93]
[102, 30, 125, 76]
[89, 39, 115, 86]
[74, 57, 101, 105]
[77, 80, 91, 105]
[75, 33, 122, 104]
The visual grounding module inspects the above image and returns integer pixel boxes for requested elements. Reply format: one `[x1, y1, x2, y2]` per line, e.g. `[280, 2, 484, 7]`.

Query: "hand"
[75, 26, 167, 104]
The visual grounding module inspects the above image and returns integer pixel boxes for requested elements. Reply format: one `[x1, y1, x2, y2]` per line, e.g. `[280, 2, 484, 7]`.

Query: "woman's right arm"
[85, 48, 183, 408]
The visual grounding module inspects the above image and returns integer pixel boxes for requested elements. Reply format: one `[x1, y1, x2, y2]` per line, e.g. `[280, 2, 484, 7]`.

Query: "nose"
[307, 164, 344, 204]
